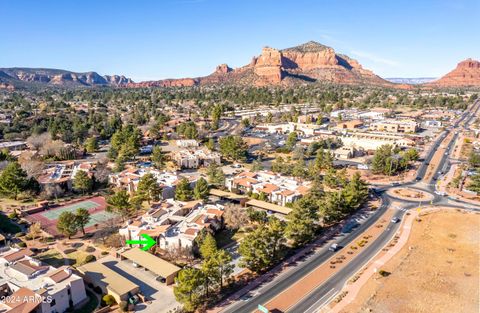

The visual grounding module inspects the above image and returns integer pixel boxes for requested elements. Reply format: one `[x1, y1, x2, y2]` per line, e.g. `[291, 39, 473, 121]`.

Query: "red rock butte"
[126, 41, 391, 88]
[427, 58, 480, 87]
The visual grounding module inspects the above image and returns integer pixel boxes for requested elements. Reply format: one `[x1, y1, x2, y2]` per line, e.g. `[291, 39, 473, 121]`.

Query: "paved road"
[220, 99, 480, 313]
[289, 99, 480, 313]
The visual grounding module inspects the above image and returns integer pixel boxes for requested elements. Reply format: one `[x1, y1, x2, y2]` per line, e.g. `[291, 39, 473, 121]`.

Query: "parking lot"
[101, 256, 180, 313]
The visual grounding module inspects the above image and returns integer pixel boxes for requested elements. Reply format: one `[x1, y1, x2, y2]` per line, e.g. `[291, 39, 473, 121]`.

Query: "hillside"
[0, 68, 133, 90]
[127, 41, 392, 88]
[426, 58, 480, 87]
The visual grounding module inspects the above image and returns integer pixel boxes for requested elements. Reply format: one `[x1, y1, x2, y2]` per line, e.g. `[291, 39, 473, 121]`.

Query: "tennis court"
[25, 196, 119, 236]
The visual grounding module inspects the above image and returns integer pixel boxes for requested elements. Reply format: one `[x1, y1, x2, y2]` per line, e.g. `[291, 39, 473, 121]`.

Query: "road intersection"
[220, 99, 480, 313]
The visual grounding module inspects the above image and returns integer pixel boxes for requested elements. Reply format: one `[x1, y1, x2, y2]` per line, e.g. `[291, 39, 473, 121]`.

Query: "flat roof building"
[78, 261, 140, 303]
[119, 249, 180, 285]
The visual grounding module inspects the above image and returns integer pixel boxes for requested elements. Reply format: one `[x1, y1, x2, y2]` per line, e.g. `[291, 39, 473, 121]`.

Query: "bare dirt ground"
[387, 187, 434, 201]
[339, 209, 480, 313]
[347, 167, 418, 185]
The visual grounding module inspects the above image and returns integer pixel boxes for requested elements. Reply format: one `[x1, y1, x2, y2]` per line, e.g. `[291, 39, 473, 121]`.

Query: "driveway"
[101, 256, 180, 313]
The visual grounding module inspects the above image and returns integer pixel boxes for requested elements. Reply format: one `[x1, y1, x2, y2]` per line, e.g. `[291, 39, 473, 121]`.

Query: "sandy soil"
[340, 209, 480, 313]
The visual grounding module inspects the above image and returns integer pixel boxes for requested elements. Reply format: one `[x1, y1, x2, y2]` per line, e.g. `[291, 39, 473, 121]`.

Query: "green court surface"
[40, 200, 100, 220]
[85, 211, 118, 228]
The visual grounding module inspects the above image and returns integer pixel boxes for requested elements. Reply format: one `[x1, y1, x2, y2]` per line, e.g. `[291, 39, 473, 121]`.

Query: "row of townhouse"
[0, 248, 87, 313]
[119, 199, 224, 251]
[109, 167, 197, 198]
[225, 171, 310, 206]
[172, 148, 221, 169]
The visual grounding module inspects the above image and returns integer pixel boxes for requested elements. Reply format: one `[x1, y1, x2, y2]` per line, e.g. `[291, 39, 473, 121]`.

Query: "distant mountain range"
[0, 42, 478, 90]
[385, 77, 436, 84]
[0, 68, 133, 90]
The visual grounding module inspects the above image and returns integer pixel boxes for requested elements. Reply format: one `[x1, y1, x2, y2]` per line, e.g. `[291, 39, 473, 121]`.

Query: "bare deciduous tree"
[26, 132, 52, 151]
[28, 222, 43, 242]
[94, 158, 111, 184]
[40, 185, 64, 200]
[19, 158, 44, 179]
[223, 203, 249, 230]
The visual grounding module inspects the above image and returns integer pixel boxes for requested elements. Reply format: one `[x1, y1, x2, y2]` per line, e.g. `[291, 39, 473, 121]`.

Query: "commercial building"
[334, 120, 364, 130]
[255, 122, 321, 136]
[339, 131, 415, 151]
[0, 248, 87, 313]
[369, 119, 419, 133]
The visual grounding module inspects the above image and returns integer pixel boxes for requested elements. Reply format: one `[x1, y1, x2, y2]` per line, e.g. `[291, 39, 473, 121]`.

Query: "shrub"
[8, 212, 18, 219]
[17, 242, 27, 248]
[102, 294, 117, 306]
[85, 255, 96, 263]
[119, 301, 128, 312]
[101, 251, 109, 256]
[15, 232, 25, 237]
[85, 246, 96, 253]
[378, 269, 391, 277]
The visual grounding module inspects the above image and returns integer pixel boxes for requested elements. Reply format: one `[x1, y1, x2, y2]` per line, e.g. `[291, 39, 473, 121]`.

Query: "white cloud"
[350, 50, 399, 67]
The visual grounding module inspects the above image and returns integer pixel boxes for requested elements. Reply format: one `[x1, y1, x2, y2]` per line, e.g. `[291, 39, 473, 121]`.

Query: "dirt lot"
[340, 209, 480, 313]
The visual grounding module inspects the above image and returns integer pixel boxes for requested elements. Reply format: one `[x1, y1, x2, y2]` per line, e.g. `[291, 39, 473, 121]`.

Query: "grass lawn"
[73, 289, 99, 313]
[65, 250, 90, 267]
[36, 249, 66, 268]
[215, 228, 246, 248]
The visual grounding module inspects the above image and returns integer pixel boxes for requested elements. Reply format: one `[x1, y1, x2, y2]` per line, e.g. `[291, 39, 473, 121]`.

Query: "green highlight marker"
[126, 233, 156, 251]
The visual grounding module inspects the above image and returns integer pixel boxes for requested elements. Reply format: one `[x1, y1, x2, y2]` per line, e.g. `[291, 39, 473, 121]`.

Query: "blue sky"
[1, 0, 478, 81]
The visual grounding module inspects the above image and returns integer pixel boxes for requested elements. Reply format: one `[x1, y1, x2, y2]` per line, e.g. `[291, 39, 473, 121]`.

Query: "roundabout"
[386, 187, 435, 202]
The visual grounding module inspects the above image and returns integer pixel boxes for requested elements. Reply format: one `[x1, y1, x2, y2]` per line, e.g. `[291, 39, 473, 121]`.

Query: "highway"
[220, 99, 480, 313]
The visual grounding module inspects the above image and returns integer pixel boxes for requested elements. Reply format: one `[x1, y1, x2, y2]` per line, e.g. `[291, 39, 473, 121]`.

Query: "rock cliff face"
[427, 58, 480, 87]
[0, 68, 133, 89]
[127, 41, 390, 87]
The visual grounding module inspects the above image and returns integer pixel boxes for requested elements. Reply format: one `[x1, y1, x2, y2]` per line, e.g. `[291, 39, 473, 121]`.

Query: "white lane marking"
[305, 288, 338, 313]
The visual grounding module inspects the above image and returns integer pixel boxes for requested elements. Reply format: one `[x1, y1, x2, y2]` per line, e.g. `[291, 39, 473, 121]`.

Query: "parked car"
[329, 243, 341, 252]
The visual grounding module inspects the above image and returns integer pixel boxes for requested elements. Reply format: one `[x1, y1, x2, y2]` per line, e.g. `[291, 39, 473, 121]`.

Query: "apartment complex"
[225, 171, 310, 206]
[172, 149, 221, 169]
[0, 248, 87, 313]
[37, 161, 96, 190]
[119, 199, 224, 251]
[109, 168, 196, 198]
